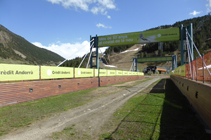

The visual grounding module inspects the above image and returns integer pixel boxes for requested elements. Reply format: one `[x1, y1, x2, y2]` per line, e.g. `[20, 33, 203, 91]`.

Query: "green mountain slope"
[0, 25, 64, 65]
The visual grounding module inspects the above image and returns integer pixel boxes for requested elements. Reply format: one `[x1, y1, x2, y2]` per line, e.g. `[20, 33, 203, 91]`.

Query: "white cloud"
[47, 0, 116, 17]
[32, 41, 108, 60]
[206, 0, 211, 12]
[98, 0, 116, 9]
[189, 10, 202, 16]
[96, 23, 112, 28]
[207, 0, 211, 7]
[33, 41, 91, 60]
[99, 47, 108, 53]
[91, 7, 99, 14]
[107, 15, 111, 19]
[47, 0, 91, 11]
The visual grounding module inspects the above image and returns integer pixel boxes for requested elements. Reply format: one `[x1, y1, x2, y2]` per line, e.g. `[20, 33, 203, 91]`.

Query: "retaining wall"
[171, 75, 211, 129]
[0, 76, 144, 107]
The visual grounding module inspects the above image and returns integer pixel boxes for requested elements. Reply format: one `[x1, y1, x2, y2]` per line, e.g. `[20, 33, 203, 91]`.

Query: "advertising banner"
[95, 69, 107, 77]
[185, 51, 211, 81]
[132, 72, 137, 75]
[138, 72, 144, 76]
[180, 65, 186, 77]
[116, 70, 123, 76]
[172, 65, 185, 76]
[75, 68, 94, 78]
[98, 28, 179, 47]
[128, 72, 133, 75]
[0, 64, 39, 81]
[174, 68, 179, 75]
[123, 71, 129, 76]
[41, 66, 73, 79]
[107, 70, 116, 76]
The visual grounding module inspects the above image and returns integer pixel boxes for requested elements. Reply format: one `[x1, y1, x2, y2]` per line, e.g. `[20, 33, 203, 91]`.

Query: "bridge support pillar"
[172, 55, 175, 70]
[90, 35, 93, 68]
[180, 24, 185, 65]
[133, 57, 138, 72]
[96, 35, 99, 69]
[187, 23, 194, 61]
[90, 35, 99, 69]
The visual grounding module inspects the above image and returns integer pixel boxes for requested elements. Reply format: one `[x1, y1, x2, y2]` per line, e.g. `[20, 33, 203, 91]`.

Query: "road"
[2, 77, 160, 140]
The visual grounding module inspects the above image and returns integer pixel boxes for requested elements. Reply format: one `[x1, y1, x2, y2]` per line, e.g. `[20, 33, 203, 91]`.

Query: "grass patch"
[50, 124, 76, 139]
[100, 79, 163, 140]
[0, 87, 99, 136]
[48, 78, 152, 140]
[100, 79, 210, 140]
[0, 78, 148, 137]
[63, 126, 73, 131]
[103, 78, 151, 88]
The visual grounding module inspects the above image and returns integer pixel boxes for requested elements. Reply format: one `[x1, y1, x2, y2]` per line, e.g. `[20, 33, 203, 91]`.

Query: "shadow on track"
[104, 79, 210, 140]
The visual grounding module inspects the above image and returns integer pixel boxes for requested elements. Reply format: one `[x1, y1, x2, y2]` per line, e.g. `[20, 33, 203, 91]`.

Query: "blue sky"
[0, 0, 210, 60]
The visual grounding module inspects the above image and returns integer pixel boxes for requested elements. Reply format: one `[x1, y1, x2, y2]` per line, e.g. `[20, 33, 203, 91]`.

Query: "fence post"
[180, 24, 184, 65]
[93, 68, 95, 77]
[196, 57, 197, 81]
[73, 67, 75, 78]
[192, 60, 194, 80]
[39, 65, 41, 80]
[188, 64, 190, 79]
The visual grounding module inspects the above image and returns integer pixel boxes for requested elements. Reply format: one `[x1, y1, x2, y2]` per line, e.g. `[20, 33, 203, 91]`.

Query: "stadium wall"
[0, 76, 144, 107]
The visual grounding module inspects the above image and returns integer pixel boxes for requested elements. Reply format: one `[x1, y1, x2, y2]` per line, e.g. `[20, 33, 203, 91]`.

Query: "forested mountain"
[140, 14, 211, 58]
[0, 25, 64, 65]
[61, 57, 85, 68]
[61, 52, 103, 68]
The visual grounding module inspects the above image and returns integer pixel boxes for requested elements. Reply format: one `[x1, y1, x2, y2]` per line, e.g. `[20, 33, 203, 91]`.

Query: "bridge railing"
[186, 51, 211, 81]
[171, 51, 211, 82]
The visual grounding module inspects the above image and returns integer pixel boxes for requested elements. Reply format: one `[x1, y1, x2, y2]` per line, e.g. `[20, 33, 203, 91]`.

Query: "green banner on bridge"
[137, 56, 173, 63]
[98, 28, 179, 47]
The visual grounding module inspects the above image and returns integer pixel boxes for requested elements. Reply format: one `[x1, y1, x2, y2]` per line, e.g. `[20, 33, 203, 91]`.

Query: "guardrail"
[0, 64, 144, 82]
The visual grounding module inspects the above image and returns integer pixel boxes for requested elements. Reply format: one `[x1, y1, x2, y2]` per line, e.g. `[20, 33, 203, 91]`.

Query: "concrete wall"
[0, 76, 144, 107]
[171, 75, 211, 129]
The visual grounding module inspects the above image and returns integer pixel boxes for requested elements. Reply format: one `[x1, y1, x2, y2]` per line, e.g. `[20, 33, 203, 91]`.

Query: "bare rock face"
[0, 31, 11, 46]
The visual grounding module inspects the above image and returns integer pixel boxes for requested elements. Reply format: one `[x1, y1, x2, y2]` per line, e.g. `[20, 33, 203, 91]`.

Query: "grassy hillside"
[0, 25, 64, 65]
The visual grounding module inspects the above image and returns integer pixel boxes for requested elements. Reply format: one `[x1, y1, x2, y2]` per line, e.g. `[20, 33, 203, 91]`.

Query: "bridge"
[0, 19, 211, 139]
